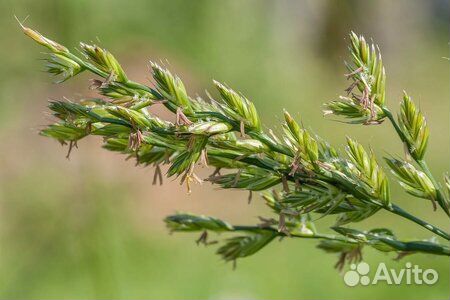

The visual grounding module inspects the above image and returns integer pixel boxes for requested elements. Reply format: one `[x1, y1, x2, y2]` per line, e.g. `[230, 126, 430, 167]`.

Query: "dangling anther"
[289, 155, 300, 176]
[210, 167, 221, 178]
[257, 216, 277, 228]
[196, 230, 217, 246]
[152, 164, 163, 185]
[200, 149, 209, 167]
[180, 163, 201, 194]
[361, 86, 370, 109]
[128, 129, 143, 151]
[344, 66, 363, 78]
[89, 79, 103, 90]
[66, 140, 78, 159]
[277, 213, 290, 236]
[196, 231, 208, 245]
[176, 107, 193, 126]
[369, 95, 376, 119]
[240, 120, 246, 137]
[335, 252, 347, 272]
[232, 169, 242, 187]
[345, 79, 360, 95]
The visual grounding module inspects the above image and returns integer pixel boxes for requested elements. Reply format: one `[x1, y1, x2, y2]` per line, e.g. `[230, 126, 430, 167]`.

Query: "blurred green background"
[0, 0, 449, 299]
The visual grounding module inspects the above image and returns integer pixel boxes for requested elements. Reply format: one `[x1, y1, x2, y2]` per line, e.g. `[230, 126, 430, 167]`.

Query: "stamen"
[176, 107, 192, 126]
[66, 140, 77, 159]
[152, 164, 163, 185]
[344, 66, 363, 78]
[240, 120, 245, 137]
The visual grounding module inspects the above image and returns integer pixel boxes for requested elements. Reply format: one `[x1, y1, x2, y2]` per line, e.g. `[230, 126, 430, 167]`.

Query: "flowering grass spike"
[21, 23, 450, 269]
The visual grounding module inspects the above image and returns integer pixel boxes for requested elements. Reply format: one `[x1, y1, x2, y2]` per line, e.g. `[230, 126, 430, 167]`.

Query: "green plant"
[21, 23, 450, 268]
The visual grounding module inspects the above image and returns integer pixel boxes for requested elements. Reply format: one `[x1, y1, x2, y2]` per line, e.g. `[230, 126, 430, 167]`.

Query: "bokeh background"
[0, 0, 449, 299]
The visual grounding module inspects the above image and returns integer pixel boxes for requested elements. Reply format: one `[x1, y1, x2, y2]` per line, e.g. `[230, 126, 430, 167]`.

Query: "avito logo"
[344, 262, 438, 286]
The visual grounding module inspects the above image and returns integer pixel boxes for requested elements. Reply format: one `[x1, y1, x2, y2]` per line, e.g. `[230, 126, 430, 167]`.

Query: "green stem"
[60, 50, 450, 245]
[383, 107, 450, 217]
[209, 108, 450, 241]
[377, 237, 450, 256]
[382, 108, 406, 144]
[232, 225, 356, 242]
[84, 109, 450, 241]
[70, 47, 297, 161]
[232, 225, 450, 256]
[387, 204, 450, 240]
[328, 171, 450, 240]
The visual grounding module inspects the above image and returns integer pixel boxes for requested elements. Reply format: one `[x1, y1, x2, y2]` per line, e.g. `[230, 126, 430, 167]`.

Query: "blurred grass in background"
[0, 0, 449, 299]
